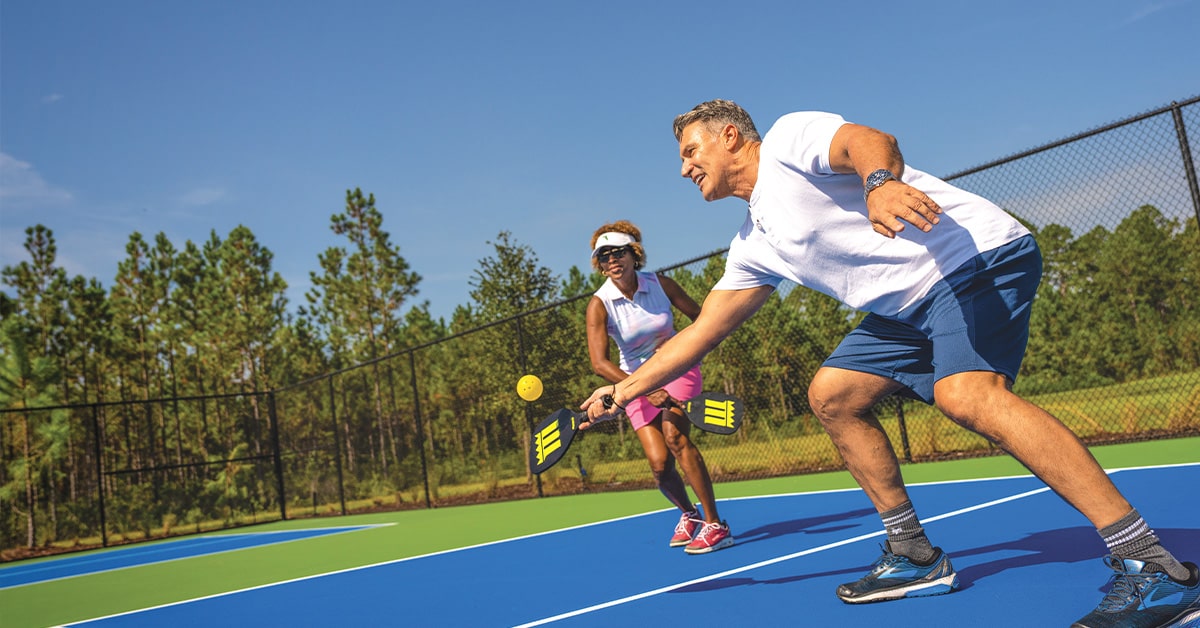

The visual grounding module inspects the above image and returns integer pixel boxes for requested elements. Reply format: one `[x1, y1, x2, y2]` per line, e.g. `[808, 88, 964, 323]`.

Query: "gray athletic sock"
[1100, 508, 1191, 582]
[881, 501, 938, 565]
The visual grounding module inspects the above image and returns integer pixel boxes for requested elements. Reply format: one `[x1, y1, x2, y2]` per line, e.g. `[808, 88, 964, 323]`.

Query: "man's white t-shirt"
[712, 112, 1031, 316]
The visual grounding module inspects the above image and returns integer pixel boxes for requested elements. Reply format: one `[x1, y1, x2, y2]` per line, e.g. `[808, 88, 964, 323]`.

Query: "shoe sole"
[1071, 605, 1200, 628]
[838, 572, 959, 604]
[1169, 607, 1200, 628]
[684, 536, 734, 555]
[668, 539, 691, 548]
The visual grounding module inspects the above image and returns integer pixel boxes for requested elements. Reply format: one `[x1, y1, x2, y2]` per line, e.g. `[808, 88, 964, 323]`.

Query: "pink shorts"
[625, 364, 703, 431]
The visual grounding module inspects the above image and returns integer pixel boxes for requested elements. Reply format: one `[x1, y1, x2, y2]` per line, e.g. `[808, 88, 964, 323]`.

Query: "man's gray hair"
[672, 99, 761, 143]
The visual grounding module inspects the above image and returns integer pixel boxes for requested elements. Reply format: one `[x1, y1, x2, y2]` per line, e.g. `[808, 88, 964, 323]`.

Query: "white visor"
[591, 232, 636, 257]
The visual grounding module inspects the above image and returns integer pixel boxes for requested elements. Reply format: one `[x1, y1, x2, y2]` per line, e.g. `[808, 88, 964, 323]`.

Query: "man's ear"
[720, 123, 741, 150]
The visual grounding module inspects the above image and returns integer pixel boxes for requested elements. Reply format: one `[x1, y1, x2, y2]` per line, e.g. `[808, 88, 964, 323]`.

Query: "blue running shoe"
[836, 543, 958, 604]
[1072, 557, 1200, 628]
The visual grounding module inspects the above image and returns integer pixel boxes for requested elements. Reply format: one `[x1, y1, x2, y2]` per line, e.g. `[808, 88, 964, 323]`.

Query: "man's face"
[678, 121, 733, 202]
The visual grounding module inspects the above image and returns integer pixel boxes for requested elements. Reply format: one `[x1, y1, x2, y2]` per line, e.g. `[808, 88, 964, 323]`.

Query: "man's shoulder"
[766, 111, 846, 137]
[760, 111, 849, 174]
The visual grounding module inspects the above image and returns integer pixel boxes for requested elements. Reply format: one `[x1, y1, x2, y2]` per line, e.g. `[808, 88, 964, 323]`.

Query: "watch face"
[865, 169, 895, 199]
[867, 170, 894, 189]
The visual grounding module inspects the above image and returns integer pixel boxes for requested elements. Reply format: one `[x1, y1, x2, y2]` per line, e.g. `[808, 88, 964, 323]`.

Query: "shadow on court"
[673, 563, 873, 593]
[674, 526, 1200, 594]
[728, 507, 877, 547]
[954, 526, 1200, 591]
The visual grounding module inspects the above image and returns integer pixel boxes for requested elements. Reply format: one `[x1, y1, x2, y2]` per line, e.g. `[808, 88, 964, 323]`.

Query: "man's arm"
[580, 285, 774, 424]
[828, 123, 942, 238]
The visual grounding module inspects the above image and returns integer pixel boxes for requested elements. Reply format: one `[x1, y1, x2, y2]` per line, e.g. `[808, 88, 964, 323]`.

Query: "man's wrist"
[602, 385, 626, 410]
[863, 169, 898, 201]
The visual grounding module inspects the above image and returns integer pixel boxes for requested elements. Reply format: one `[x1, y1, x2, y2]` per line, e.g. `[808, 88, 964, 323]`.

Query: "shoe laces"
[676, 511, 699, 534]
[1095, 555, 1165, 612]
[696, 521, 724, 537]
[871, 544, 905, 573]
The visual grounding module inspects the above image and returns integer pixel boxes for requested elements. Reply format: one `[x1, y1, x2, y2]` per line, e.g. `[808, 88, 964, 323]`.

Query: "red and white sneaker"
[669, 510, 703, 547]
[685, 521, 734, 554]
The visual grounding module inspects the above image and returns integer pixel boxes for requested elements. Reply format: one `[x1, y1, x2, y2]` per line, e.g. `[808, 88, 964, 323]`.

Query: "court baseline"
[0, 524, 388, 590]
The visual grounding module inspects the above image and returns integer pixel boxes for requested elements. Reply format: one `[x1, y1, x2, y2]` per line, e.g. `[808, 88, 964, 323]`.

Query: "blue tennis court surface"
[51, 464, 1200, 626]
[0, 525, 381, 590]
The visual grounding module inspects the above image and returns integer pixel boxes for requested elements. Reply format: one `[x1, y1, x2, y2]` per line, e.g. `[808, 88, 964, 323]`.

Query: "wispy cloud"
[1122, 0, 1191, 25]
[176, 186, 227, 207]
[0, 152, 73, 207]
[41, 93, 64, 104]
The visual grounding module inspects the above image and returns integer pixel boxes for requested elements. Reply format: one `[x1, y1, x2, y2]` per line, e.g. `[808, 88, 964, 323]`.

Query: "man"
[579, 99, 1199, 627]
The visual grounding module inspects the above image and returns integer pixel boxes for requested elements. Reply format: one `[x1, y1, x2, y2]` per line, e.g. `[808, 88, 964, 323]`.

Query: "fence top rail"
[943, 93, 1200, 181]
[0, 388, 269, 415]
[273, 246, 730, 393]
[1, 245, 731, 412]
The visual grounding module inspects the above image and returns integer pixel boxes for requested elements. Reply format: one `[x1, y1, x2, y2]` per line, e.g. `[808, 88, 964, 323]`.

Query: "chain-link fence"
[1, 392, 282, 556]
[4, 96, 1199, 558]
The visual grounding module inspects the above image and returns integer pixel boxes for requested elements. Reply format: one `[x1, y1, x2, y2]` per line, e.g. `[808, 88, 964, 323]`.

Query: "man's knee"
[809, 368, 891, 423]
[932, 375, 1026, 445]
[933, 372, 1011, 425]
[807, 379, 842, 424]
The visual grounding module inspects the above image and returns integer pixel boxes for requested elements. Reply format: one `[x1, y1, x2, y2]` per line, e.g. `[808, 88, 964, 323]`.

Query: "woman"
[585, 220, 732, 554]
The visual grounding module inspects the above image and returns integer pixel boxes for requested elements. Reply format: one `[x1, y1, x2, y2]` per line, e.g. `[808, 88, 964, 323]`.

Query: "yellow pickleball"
[516, 375, 543, 402]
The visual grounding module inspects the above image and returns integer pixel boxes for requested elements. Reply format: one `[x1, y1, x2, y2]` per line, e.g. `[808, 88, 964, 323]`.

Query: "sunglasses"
[596, 247, 630, 264]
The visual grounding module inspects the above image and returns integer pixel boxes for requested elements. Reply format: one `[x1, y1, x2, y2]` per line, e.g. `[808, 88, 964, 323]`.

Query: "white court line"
[512, 461, 1200, 627]
[59, 510, 672, 626]
[718, 460, 1200, 504]
[62, 462, 1199, 626]
[2, 523, 394, 592]
[511, 485, 1054, 627]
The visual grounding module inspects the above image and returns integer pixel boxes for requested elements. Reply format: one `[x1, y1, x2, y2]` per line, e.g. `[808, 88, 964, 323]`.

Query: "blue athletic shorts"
[822, 234, 1042, 404]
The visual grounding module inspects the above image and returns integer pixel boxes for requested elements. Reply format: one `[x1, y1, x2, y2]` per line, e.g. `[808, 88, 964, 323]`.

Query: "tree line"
[1, 188, 1197, 553]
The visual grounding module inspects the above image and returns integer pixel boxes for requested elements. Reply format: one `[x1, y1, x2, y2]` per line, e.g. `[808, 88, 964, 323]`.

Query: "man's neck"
[732, 141, 761, 202]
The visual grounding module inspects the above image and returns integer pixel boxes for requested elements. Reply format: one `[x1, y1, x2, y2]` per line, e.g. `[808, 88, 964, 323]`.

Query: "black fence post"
[895, 397, 913, 463]
[267, 392, 287, 521]
[515, 316, 542, 497]
[408, 351, 433, 509]
[328, 377, 347, 516]
[90, 403, 108, 547]
[1170, 101, 1200, 225]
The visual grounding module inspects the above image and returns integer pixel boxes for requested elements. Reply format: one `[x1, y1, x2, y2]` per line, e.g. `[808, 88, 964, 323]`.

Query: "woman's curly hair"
[590, 220, 646, 271]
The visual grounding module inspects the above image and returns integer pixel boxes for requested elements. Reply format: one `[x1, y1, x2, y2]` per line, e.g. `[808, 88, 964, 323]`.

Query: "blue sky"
[2, 0, 1198, 322]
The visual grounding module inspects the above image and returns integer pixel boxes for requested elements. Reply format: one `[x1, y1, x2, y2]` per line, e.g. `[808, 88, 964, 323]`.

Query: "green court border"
[4, 436, 1197, 628]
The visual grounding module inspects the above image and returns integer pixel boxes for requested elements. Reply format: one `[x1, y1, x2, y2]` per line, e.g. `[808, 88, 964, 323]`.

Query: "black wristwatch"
[863, 169, 898, 201]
